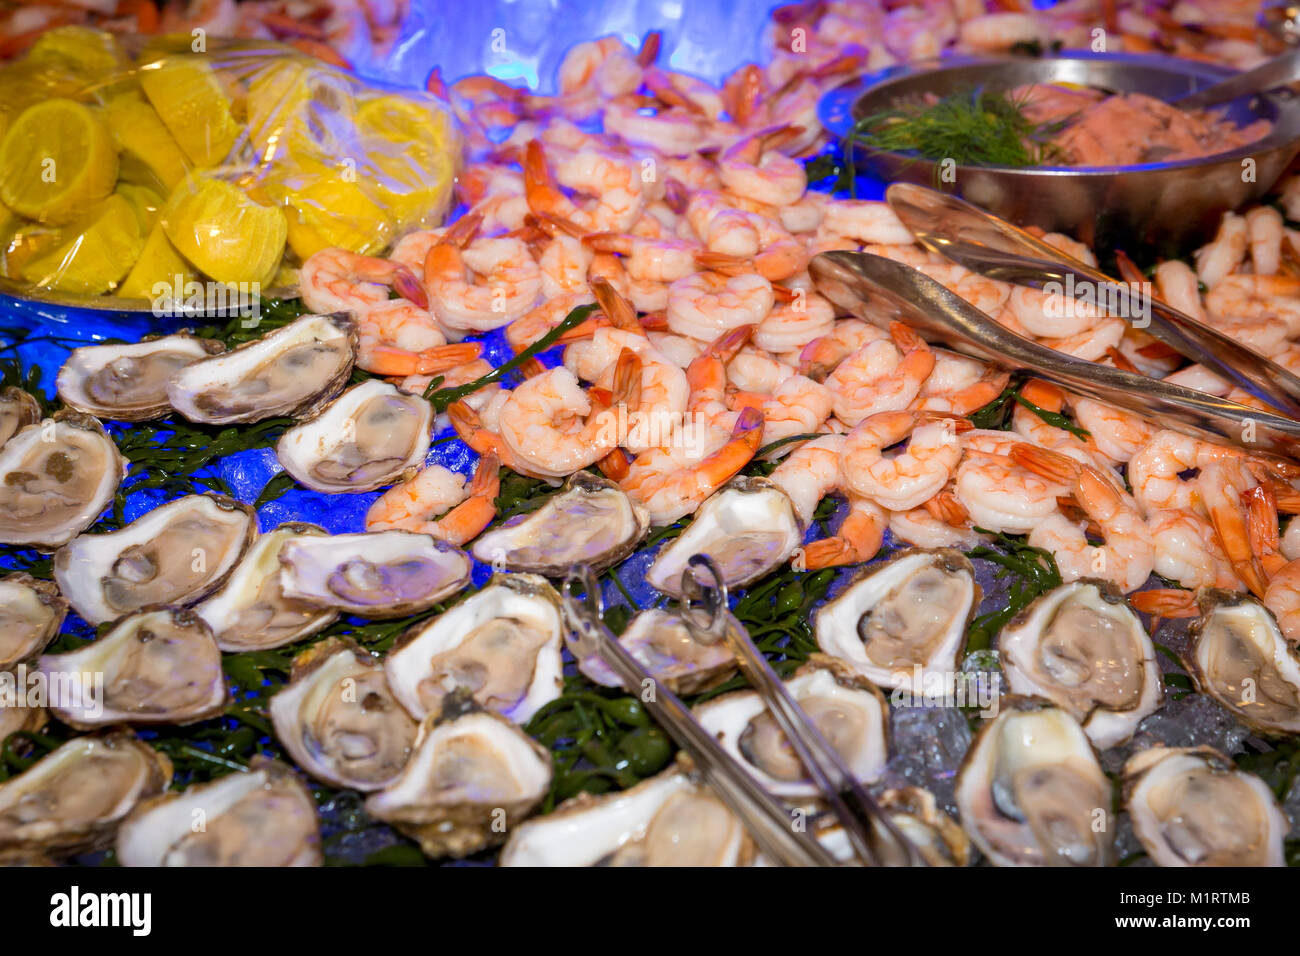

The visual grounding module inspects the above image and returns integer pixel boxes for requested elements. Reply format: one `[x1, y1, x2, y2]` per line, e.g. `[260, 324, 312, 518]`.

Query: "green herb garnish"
[965, 530, 1062, 651]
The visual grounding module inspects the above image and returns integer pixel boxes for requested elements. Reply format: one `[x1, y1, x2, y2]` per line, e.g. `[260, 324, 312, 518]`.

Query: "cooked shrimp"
[666, 271, 775, 340]
[365, 453, 500, 547]
[1153, 259, 1206, 320]
[300, 247, 425, 315]
[954, 439, 1067, 535]
[604, 95, 705, 156]
[746, 374, 835, 449]
[718, 125, 807, 207]
[825, 321, 935, 426]
[1147, 508, 1242, 590]
[1265, 559, 1300, 644]
[1073, 397, 1156, 465]
[1247, 205, 1284, 277]
[798, 318, 889, 380]
[802, 495, 888, 569]
[1194, 212, 1247, 288]
[1204, 273, 1300, 337]
[496, 366, 625, 479]
[889, 506, 988, 550]
[524, 141, 644, 233]
[1006, 284, 1105, 338]
[583, 233, 702, 283]
[769, 433, 844, 523]
[425, 216, 542, 335]
[1038, 317, 1126, 361]
[841, 410, 963, 511]
[505, 292, 599, 352]
[913, 349, 1009, 416]
[752, 291, 836, 355]
[1198, 459, 1268, 597]
[1127, 429, 1246, 517]
[819, 200, 914, 245]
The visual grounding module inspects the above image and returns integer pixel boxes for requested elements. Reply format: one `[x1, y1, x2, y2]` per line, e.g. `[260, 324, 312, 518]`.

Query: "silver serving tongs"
[1171, 45, 1300, 110]
[885, 182, 1300, 419]
[809, 249, 1300, 460]
[677, 555, 927, 868]
[560, 564, 839, 867]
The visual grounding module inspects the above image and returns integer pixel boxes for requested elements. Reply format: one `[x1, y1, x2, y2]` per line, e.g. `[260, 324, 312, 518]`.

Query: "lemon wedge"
[116, 222, 197, 300]
[0, 99, 118, 224]
[22, 194, 143, 295]
[139, 58, 241, 167]
[107, 94, 190, 193]
[162, 174, 287, 285]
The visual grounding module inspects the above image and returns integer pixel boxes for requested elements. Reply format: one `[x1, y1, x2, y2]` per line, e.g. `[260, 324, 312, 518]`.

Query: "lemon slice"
[107, 94, 190, 193]
[26, 26, 129, 96]
[116, 222, 196, 300]
[268, 166, 392, 258]
[22, 194, 143, 295]
[355, 94, 457, 228]
[162, 174, 287, 285]
[139, 58, 241, 167]
[0, 99, 118, 224]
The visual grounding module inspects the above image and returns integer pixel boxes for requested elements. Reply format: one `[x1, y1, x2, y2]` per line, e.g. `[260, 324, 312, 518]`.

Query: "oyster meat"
[0, 411, 124, 551]
[166, 312, 356, 424]
[278, 530, 471, 619]
[1184, 590, 1300, 735]
[194, 522, 337, 651]
[385, 573, 564, 723]
[1000, 580, 1162, 749]
[694, 656, 888, 799]
[37, 606, 227, 728]
[0, 387, 39, 448]
[57, 334, 225, 421]
[1123, 746, 1286, 867]
[0, 573, 67, 670]
[117, 757, 321, 866]
[573, 606, 738, 695]
[815, 549, 978, 691]
[365, 693, 552, 859]
[471, 472, 649, 575]
[500, 767, 752, 867]
[955, 697, 1112, 867]
[0, 732, 171, 856]
[270, 638, 418, 791]
[55, 494, 255, 624]
[276, 380, 433, 493]
[647, 477, 802, 595]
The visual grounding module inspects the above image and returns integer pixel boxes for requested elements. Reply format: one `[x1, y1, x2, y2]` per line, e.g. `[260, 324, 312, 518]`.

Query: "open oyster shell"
[0, 411, 125, 551]
[57, 333, 225, 421]
[37, 606, 228, 728]
[0, 732, 171, 857]
[1000, 580, 1162, 749]
[117, 757, 321, 866]
[384, 572, 564, 724]
[0, 573, 67, 670]
[276, 380, 433, 493]
[500, 766, 753, 867]
[573, 606, 739, 696]
[195, 522, 337, 652]
[694, 655, 888, 799]
[1183, 590, 1300, 735]
[270, 638, 418, 792]
[471, 472, 649, 576]
[365, 692, 552, 859]
[0, 387, 39, 448]
[166, 312, 356, 424]
[54, 494, 255, 624]
[814, 548, 978, 692]
[647, 476, 802, 596]
[955, 697, 1112, 867]
[278, 530, 471, 619]
[1122, 745, 1286, 867]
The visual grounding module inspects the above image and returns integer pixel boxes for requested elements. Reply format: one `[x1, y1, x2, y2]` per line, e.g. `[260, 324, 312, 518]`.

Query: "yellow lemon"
[0, 99, 118, 224]
[22, 194, 143, 295]
[116, 222, 197, 300]
[162, 174, 287, 285]
[138, 58, 240, 167]
[107, 94, 190, 193]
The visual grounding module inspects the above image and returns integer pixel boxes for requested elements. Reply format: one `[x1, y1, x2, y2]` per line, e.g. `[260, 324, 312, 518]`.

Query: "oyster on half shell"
[278, 530, 471, 619]
[0, 387, 39, 448]
[471, 472, 649, 576]
[0, 574, 67, 670]
[815, 549, 978, 692]
[54, 494, 255, 624]
[166, 312, 356, 424]
[57, 334, 225, 421]
[573, 606, 739, 695]
[1000, 580, 1162, 748]
[0, 411, 124, 551]
[647, 477, 802, 596]
[276, 380, 433, 493]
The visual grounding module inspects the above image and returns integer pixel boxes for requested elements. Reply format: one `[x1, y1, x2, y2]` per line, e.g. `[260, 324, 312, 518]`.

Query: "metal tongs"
[560, 558, 925, 867]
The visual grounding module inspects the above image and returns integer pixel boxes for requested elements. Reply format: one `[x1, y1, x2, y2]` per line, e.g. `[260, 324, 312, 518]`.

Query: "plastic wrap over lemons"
[0, 27, 460, 302]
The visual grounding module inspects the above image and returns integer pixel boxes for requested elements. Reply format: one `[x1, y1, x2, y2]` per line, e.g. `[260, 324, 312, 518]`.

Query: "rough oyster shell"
[572, 606, 738, 696]
[0, 573, 67, 670]
[117, 757, 321, 866]
[0, 387, 39, 448]
[278, 530, 471, 619]
[57, 333, 225, 421]
[166, 312, 356, 424]
[365, 693, 552, 859]
[499, 766, 753, 867]
[0, 732, 171, 857]
[384, 572, 564, 724]
[270, 637, 418, 792]
[954, 696, 1112, 867]
[1000, 579, 1162, 749]
[54, 494, 255, 624]
[1122, 745, 1286, 867]
[194, 522, 337, 651]
[37, 606, 228, 728]
[0, 411, 125, 551]
[693, 655, 888, 799]
[814, 548, 978, 692]
[471, 472, 649, 576]
[276, 380, 433, 493]
[647, 476, 802, 596]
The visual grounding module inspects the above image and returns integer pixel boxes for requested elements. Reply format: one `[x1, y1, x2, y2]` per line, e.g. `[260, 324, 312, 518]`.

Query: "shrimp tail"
[360, 342, 482, 377]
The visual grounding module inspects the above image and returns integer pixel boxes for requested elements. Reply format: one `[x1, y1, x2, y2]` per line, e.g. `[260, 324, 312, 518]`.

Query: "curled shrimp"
[666, 270, 774, 341]
[496, 365, 626, 479]
[913, 349, 1008, 416]
[801, 494, 888, 569]
[424, 214, 542, 335]
[365, 453, 500, 547]
[505, 292, 598, 353]
[769, 433, 844, 524]
[1194, 212, 1247, 288]
[1147, 508, 1242, 591]
[524, 141, 644, 232]
[1009, 443, 1155, 593]
[841, 410, 963, 512]
[718, 125, 807, 207]
[1127, 429, 1246, 517]
[1153, 259, 1206, 320]
[818, 199, 914, 245]
[583, 233, 702, 283]
[1072, 397, 1157, 466]
[751, 291, 835, 354]
[825, 321, 934, 426]
[954, 429, 1068, 534]
[798, 318, 888, 380]
[299, 247, 426, 315]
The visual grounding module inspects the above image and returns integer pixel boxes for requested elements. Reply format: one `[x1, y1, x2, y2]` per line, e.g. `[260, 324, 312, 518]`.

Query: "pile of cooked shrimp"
[288, 1, 1300, 643]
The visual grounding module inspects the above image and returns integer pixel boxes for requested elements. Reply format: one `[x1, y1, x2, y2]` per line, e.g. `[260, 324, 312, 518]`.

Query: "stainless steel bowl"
[819, 52, 1300, 254]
